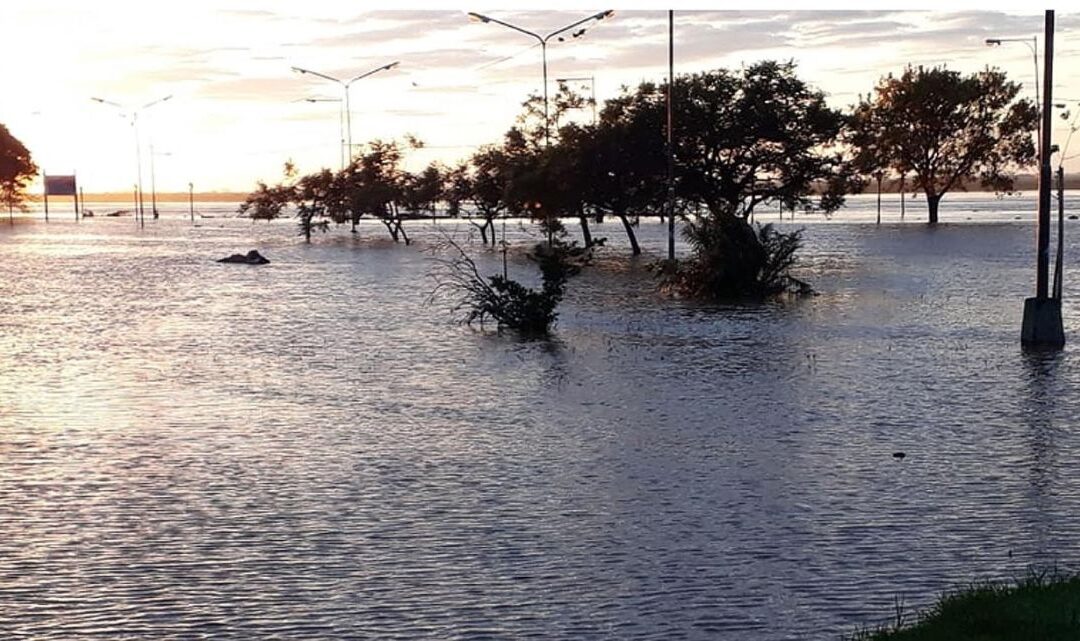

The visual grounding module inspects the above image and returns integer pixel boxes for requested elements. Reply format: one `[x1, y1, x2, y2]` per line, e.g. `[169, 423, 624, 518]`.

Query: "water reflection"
[2, 216, 1080, 639]
[1019, 349, 1065, 568]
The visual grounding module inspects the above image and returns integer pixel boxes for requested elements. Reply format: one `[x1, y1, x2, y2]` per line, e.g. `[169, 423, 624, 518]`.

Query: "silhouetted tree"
[456, 147, 513, 246]
[851, 65, 1037, 224]
[0, 123, 39, 220]
[430, 232, 586, 336]
[238, 160, 295, 223]
[292, 169, 335, 242]
[618, 61, 853, 298]
[560, 111, 667, 255]
[347, 140, 412, 244]
[401, 162, 445, 221]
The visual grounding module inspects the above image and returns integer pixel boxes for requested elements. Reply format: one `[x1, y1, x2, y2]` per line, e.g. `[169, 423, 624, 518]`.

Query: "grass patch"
[849, 570, 1080, 640]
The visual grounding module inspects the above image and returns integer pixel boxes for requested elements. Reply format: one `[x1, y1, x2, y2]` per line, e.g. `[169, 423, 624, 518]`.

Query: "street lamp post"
[554, 76, 597, 124]
[91, 94, 172, 227]
[468, 10, 614, 146]
[1019, 10, 1063, 347]
[291, 62, 400, 163]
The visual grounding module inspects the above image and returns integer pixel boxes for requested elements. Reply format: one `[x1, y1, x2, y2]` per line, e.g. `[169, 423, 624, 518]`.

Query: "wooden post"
[189, 182, 194, 223]
[43, 172, 49, 222]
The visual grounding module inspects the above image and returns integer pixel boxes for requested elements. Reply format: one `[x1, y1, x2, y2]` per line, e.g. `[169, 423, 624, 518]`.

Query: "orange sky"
[2, 2, 1077, 194]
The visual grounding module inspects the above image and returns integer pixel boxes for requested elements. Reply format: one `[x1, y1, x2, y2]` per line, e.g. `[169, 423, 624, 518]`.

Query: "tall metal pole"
[666, 9, 675, 262]
[1021, 9, 1063, 347]
[1036, 11, 1054, 299]
[134, 114, 145, 228]
[344, 84, 353, 162]
[189, 182, 195, 223]
[1054, 166, 1064, 299]
[591, 76, 597, 125]
[541, 41, 550, 146]
[150, 142, 158, 219]
[338, 100, 346, 170]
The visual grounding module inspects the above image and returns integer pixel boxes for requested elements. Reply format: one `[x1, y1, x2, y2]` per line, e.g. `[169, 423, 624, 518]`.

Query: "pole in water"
[1054, 166, 1065, 299]
[1021, 9, 1064, 348]
[189, 182, 195, 223]
[43, 173, 49, 222]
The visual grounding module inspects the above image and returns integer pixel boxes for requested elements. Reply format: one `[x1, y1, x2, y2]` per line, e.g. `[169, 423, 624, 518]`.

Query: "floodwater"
[2, 192, 1080, 639]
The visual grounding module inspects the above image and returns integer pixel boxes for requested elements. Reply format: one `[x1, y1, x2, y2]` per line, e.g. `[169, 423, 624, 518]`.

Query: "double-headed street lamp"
[91, 94, 172, 226]
[468, 10, 614, 146]
[291, 61, 400, 163]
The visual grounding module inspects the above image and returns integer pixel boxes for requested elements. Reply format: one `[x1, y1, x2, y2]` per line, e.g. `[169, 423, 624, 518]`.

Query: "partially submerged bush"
[430, 235, 585, 336]
[660, 213, 811, 300]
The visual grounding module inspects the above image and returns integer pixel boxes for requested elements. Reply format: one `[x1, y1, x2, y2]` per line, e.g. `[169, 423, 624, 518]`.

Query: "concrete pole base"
[1021, 297, 1065, 348]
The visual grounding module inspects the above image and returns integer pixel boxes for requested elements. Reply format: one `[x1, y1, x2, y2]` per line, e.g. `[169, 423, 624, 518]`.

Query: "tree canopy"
[0, 123, 39, 215]
[849, 65, 1038, 224]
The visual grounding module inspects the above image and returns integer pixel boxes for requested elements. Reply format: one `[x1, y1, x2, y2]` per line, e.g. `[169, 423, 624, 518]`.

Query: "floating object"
[217, 249, 270, 265]
[892, 452, 906, 460]
[1069, 215, 1078, 220]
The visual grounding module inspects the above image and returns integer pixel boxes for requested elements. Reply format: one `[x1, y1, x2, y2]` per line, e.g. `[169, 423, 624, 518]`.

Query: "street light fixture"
[554, 75, 596, 124]
[90, 94, 173, 227]
[468, 10, 614, 146]
[291, 61, 400, 163]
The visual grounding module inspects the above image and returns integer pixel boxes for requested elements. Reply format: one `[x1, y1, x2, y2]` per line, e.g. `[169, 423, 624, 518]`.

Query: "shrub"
[430, 235, 585, 336]
[660, 213, 811, 299]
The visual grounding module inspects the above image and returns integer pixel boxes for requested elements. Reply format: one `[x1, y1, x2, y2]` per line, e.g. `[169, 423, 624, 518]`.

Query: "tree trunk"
[579, 214, 593, 247]
[398, 221, 410, 246]
[876, 175, 882, 225]
[617, 213, 641, 256]
[471, 220, 489, 245]
[383, 219, 398, 242]
[926, 192, 941, 225]
[899, 174, 906, 221]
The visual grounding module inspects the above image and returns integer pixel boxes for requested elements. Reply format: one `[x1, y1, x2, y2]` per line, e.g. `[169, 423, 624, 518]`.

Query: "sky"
[2, 2, 1079, 194]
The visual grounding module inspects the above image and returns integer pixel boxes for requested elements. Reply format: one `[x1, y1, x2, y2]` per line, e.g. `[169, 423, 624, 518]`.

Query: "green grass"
[849, 570, 1080, 641]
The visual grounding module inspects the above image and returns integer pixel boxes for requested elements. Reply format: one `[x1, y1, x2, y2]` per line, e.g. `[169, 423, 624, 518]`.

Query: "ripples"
[2, 216, 1080, 639]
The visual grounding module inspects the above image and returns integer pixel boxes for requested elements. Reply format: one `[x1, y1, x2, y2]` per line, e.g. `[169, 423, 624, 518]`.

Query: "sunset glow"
[2, 3, 1078, 193]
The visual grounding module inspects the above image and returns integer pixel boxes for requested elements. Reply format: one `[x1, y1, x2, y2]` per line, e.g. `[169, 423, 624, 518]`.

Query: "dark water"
[2, 193, 1080, 639]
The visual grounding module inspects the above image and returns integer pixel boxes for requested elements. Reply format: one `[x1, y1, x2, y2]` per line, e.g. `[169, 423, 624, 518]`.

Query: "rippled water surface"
[4, 193, 1080, 639]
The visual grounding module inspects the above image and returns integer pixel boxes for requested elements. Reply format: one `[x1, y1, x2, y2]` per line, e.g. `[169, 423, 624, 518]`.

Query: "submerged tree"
[0, 123, 39, 220]
[851, 65, 1037, 224]
[613, 61, 854, 298]
[430, 234, 589, 336]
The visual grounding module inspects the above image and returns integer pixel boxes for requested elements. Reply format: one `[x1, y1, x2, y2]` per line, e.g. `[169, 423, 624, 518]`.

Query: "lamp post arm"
[91, 97, 125, 110]
[346, 61, 401, 87]
[470, 13, 543, 44]
[543, 10, 613, 42]
[141, 94, 173, 111]
[292, 67, 344, 86]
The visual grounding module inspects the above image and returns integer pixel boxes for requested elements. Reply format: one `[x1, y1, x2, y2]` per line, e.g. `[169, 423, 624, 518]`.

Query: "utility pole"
[1021, 9, 1064, 348]
[666, 9, 675, 262]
